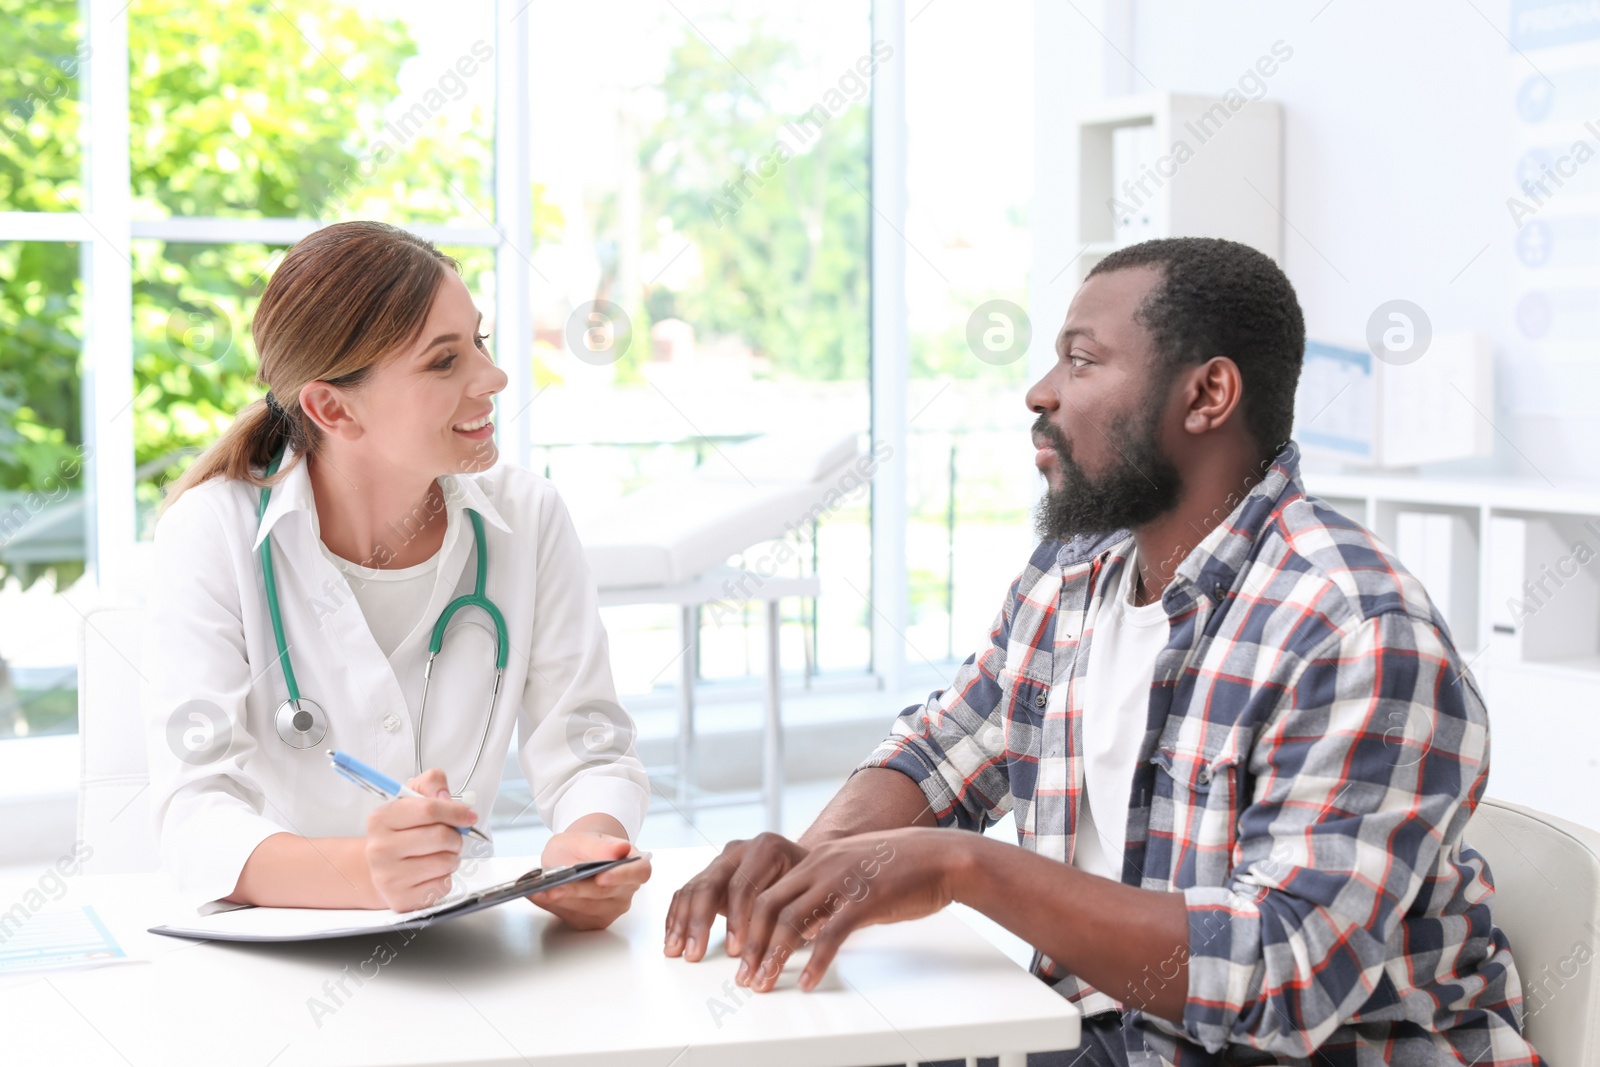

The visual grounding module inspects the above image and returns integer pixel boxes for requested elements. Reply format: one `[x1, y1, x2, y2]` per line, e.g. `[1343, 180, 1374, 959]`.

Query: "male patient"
[663, 237, 1542, 1066]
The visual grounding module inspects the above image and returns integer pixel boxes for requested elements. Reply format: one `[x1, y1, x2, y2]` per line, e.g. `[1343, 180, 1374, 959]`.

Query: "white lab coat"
[140, 447, 650, 912]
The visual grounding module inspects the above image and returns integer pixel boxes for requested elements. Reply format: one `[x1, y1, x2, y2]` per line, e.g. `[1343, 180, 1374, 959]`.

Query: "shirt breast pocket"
[994, 666, 1046, 756]
[1149, 744, 1242, 882]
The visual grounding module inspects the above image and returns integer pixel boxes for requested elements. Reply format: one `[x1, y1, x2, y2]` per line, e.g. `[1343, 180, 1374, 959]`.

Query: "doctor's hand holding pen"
[527, 816, 653, 931]
[364, 766, 481, 913]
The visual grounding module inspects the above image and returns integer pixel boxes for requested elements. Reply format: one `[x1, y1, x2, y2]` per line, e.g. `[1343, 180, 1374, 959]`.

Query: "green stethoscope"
[258, 449, 509, 797]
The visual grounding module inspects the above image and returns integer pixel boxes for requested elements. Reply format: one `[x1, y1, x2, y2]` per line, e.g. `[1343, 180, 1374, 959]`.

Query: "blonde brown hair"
[161, 221, 460, 512]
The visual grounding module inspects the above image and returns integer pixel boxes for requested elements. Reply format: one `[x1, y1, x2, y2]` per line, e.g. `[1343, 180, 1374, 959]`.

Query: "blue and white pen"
[327, 749, 491, 843]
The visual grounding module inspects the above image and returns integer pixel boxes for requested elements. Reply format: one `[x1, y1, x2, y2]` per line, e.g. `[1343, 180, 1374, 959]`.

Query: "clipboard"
[148, 855, 643, 943]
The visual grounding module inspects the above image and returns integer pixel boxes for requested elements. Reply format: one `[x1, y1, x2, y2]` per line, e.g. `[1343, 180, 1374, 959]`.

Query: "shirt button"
[1198, 766, 1212, 785]
[1034, 693, 1047, 708]
[382, 713, 401, 733]
[1212, 581, 1227, 600]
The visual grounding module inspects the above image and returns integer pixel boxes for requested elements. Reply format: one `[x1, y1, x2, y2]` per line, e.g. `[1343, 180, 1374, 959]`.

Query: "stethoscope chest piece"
[276, 698, 328, 749]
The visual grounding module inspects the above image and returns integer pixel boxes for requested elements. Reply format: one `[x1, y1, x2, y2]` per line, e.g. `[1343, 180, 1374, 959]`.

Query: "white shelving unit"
[1069, 92, 1284, 282]
[1304, 471, 1600, 829]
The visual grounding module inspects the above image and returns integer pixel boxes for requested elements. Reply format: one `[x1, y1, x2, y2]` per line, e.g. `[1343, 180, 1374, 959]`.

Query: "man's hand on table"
[664, 831, 812, 962]
[664, 827, 970, 993]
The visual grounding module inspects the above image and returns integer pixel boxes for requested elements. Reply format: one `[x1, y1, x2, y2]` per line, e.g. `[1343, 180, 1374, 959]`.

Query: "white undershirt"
[1068, 547, 1170, 883]
[319, 546, 439, 660]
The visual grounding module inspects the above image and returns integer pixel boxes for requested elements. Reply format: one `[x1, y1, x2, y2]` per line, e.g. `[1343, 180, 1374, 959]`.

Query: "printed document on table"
[0, 905, 134, 976]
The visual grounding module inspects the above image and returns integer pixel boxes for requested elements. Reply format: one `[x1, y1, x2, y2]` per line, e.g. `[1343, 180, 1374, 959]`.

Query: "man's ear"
[1181, 357, 1244, 435]
[298, 381, 363, 441]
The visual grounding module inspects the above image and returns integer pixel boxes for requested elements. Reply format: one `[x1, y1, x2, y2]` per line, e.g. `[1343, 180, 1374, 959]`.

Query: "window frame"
[0, 0, 913, 773]
[0, 0, 531, 596]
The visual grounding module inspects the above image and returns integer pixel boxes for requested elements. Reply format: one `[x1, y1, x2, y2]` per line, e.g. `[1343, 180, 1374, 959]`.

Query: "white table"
[1, 848, 1080, 1066]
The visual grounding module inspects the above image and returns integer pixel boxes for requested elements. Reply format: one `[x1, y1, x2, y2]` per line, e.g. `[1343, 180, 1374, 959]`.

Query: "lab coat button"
[382, 713, 401, 733]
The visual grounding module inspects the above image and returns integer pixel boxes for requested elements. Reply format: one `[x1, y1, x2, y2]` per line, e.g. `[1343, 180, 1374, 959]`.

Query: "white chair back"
[1467, 796, 1600, 1066]
[77, 606, 158, 875]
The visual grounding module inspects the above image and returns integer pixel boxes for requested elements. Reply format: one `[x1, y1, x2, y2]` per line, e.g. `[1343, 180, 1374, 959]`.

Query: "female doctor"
[143, 220, 651, 927]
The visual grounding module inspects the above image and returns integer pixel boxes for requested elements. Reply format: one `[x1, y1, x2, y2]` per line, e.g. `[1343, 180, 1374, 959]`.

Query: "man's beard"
[1031, 404, 1184, 541]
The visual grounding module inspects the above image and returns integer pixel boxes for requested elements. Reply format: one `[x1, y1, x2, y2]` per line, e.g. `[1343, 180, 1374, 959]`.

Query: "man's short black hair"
[1086, 236, 1305, 463]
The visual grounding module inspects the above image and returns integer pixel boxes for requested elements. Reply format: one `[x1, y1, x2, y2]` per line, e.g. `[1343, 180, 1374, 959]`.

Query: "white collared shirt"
[140, 447, 650, 912]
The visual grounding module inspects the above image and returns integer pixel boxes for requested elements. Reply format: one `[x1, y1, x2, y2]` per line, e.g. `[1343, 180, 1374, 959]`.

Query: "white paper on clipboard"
[146, 855, 642, 943]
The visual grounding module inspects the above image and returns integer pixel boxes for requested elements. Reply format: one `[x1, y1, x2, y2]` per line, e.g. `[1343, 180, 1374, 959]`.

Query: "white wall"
[1041, 0, 1600, 484]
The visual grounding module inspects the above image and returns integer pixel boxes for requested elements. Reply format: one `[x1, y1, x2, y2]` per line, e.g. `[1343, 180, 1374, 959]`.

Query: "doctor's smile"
[451, 410, 495, 440]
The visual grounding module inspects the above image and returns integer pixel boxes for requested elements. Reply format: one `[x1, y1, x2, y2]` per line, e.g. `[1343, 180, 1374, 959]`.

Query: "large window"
[0, 0, 521, 740]
[131, 1, 495, 226]
[523, 0, 875, 700]
[0, 0, 88, 739]
[903, 0, 1037, 665]
[0, 0, 943, 746]
[125, 0, 501, 526]
[2, 1, 84, 213]
[0, 240, 87, 738]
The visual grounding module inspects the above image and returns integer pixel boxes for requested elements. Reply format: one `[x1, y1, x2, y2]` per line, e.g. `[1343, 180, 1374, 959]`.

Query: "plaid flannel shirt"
[859, 440, 1544, 1067]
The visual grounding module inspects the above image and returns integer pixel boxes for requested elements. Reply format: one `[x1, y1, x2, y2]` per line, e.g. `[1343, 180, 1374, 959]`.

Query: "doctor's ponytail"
[160, 221, 459, 512]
